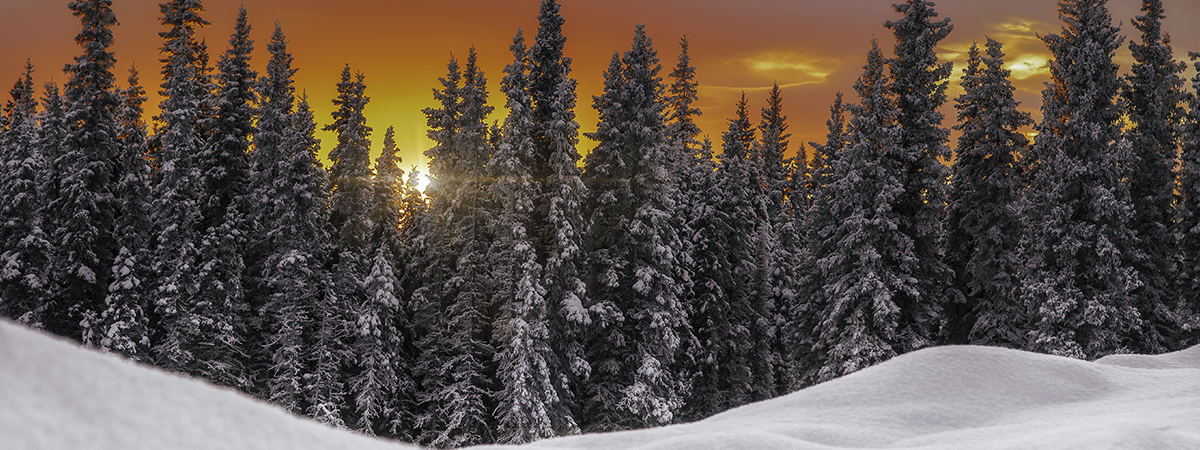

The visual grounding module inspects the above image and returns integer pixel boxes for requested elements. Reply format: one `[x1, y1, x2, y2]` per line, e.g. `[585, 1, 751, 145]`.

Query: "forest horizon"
[4, 0, 1200, 448]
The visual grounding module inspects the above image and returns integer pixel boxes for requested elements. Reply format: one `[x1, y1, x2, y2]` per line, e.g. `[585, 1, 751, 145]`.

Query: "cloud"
[1005, 53, 1051, 80]
[736, 52, 841, 85]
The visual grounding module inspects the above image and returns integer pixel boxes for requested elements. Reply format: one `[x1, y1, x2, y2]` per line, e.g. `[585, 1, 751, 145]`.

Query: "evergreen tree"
[788, 92, 846, 389]
[150, 0, 211, 377]
[202, 4, 255, 231]
[245, 23, 297, 394]
[755, 83, 799, 399]
[95, 67, 154, 360]
[417, 49, 498, 448]
[803, 41, 911, 384]
[582, 25, 687, 431]
[35, 82, 67, 213]
[1021, 0, 1142, 359]
[167, 6, 261, 390]
[1121, 0, 1186, 353]
[325, 65, 373, 253]
[49, 0, 122, 343]
[1178, 52, 1200, 349]
[685, 94, 763, 419]
[942, 39, 1031, 348]
[527, 2, 591, 423]
[349, 126, 412, 437]
[756, 83, 790, 218]
[490, 30, 568, 443]
[0, 62, 53, 327]
[352, 242, 404, 436]
[663, 35, 708, 414]
[884, 0, 955, 351]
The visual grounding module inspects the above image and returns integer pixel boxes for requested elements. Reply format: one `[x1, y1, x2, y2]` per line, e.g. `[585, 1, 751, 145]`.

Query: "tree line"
[2, 0, 1199, 447]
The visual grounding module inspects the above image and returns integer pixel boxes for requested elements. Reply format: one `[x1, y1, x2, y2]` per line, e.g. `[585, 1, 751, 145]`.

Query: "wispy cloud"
[737, 52, 841, 84]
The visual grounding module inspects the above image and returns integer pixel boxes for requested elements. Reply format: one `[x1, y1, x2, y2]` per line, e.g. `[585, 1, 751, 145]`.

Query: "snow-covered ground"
[0, 319, 416, 450]
[3, 318, 1198, 450]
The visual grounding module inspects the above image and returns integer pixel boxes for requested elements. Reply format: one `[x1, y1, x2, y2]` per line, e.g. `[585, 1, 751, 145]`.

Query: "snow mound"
[0, 319, 414, 450]
[4, 317, 1199, 450]
[474, 345, 1200, 450]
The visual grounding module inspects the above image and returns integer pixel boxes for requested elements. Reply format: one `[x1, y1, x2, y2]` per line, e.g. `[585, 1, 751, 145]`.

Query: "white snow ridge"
[2, 318, 1199, 450]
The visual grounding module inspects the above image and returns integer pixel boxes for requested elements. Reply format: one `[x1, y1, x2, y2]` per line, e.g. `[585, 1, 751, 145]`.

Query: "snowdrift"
[475, 343, 1200, 450]
[0, 319, 415, 450]
[3, 318, 1199, 450]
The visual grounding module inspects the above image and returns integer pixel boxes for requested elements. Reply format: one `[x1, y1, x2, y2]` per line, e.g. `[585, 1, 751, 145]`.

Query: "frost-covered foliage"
[684, 94, 768, 420]
[528, 2, 591, 426]
[326, 66, 374, 254]
[883, 0, 954, 353]
[1021, 0, 1142, 360]
[51, 0, 122, 343]
[1175, 52, 1200, 349]
[942, 39, 1031, 348]
[1121, 0, 1187, 354]
[582, 24, 687, 432]
[801, 41, 908, 384]
[95, 67, 154, 361]
[416, 48, 499, 449]
[489, 31, 570, 444]
[0, 63, 53, 328]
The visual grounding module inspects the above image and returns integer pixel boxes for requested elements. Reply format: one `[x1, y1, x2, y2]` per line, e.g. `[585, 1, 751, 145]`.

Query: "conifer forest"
[2, 0, 1200, 447]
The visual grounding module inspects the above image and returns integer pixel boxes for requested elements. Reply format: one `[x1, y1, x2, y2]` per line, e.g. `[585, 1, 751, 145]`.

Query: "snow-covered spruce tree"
[326, 65, 373, 254]
[1173, 53, 1200, 349]
[803, 41, 913, 384]
[150, 0, 210, 377]
[1021, 0, 1142, 360]
[202, 5, 254, 232]
[181, 5, 261, 391]
[94, 67, 154, 360]
[755, 83, 799, 399]
[1121, 0, 1186, 353]
[244, 23, 297, 393]
[787, 92, 847, 389]
[806, 92, 847, 210]
[663, 35, 707, 413]
[416, 49, 498, 448]
[257, 92, 345, 426]
[884, 0, 954, 351]
[527, 1, 591, 421]
[0, 63, 53, 327]
[941, 39, 1031, 348]
[324, 65, 381, 428]
[582, 25, 687, 431]
[722, 93, 776, 403]
[410, 56, 462, 444]
[756, 84, 790, 220]
[684, 94, 762, 420]
[349, 126, 412, 438]
[48, 0, 121, 344]
[676, 138, 728, 422]
[353, 241, 404, 436]
[35, 82, 67, 214]
[489, 30, 568, 443]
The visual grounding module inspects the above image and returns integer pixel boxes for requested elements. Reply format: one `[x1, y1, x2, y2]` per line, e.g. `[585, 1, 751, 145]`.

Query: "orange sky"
[4, 0, 1200, 180]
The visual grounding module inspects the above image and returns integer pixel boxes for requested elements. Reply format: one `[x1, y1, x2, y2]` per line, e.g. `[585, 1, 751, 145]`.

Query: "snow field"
[0, 319, 415, 450]
[2, 317, 1198, 450]
[473, 345, 1200, 449]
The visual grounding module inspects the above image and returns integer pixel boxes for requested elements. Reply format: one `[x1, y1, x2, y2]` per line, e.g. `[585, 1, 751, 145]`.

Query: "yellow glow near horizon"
[1006, 54, 1050, 80]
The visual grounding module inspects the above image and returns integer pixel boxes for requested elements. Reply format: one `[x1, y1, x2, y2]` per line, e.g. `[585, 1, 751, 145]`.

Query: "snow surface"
[0, 319, 416, 450]
[474, 344, 1200, 450]
[3, 317, 1199, 450]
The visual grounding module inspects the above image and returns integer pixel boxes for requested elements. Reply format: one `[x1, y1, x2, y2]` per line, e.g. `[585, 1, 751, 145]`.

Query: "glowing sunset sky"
[4, 0, 1200, 176]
